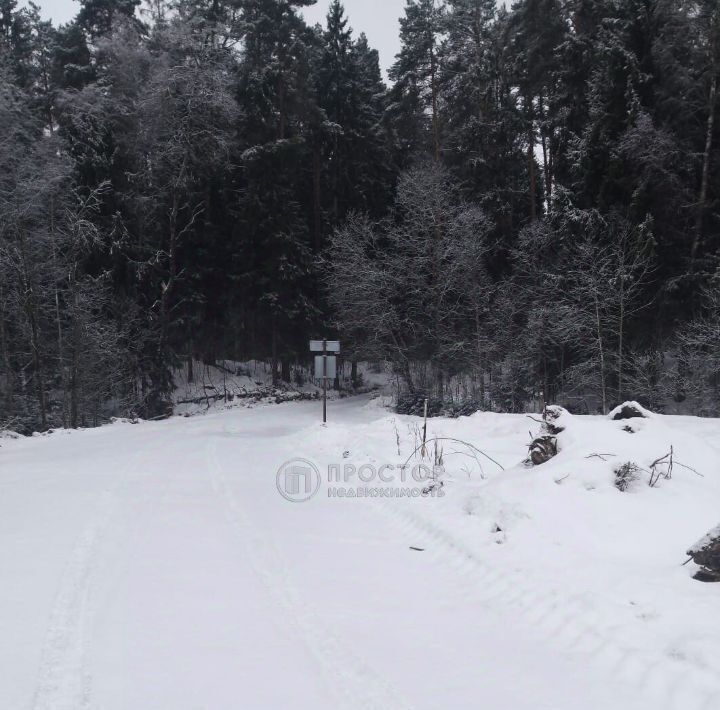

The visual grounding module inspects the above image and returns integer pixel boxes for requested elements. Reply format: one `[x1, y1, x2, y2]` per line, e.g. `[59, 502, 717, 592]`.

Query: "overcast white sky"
[302, 0, 404, 74]
[29, 0, 405, 73]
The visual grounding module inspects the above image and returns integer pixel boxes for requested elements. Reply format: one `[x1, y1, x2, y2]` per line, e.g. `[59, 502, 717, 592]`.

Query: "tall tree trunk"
[18, 234, 47, 429]
[154, 171, 195, 415]
[691, 71, 717, 263]
[0, 280, 12, 410]
[313, 144, 322, 252]
[430, 39, 441, 163]
[69, 277, 81, 428]
[527, 95, 537, 221]
[50, 196, 68, 427]
[332, 134, 340, 222]
[618, 276, 625, 404]
[594, 295, 607, 415]
[475, 309, 484, 405]
[277, 75, 286, 141]
[538, 93, 552, 209]
[281, 357, 291, 383]
[402, 361, 415, 396]
[158, 188, 181, 368]
[26, 292, 47, 429]
[271, 313, 278, 386]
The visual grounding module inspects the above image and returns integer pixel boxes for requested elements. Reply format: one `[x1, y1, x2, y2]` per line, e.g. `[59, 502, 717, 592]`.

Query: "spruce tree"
[316, 2, 394, 231]
[236, 0, 320, 381]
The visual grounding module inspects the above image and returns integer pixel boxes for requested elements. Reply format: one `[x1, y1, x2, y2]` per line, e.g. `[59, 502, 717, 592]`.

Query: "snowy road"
[1, 396, 717, 709]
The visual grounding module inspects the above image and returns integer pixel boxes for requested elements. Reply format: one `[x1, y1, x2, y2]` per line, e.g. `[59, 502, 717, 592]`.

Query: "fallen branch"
[585, 453, 616, 461]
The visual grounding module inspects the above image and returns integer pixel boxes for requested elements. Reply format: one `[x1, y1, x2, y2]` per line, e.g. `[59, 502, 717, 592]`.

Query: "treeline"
[1, 0, 394, 431]
[330, 0, 720, 416]
[0, 0, 719, 433]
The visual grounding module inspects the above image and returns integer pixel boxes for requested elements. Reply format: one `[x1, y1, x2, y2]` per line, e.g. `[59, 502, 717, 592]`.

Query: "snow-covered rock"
[687, 524, 720, 580]
[608, 401, 654, 420]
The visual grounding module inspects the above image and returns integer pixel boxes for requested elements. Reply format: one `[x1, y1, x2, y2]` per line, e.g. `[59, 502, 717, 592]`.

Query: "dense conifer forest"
[1, 0, 719, 431]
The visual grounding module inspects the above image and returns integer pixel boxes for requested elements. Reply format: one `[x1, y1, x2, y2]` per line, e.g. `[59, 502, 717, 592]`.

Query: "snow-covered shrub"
[395, 393, 484, 418]
[527, 435, 558, 465]
[614, 462, 642, 492]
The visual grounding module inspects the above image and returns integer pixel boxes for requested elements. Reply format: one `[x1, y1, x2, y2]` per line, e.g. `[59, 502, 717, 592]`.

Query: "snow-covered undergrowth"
[172, 359, 316, 415]
[172, 359, 390, 417]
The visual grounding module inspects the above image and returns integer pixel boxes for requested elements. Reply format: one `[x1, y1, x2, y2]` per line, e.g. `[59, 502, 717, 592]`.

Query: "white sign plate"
[310, 340, 340, 353]
[314, 355, 337, 380]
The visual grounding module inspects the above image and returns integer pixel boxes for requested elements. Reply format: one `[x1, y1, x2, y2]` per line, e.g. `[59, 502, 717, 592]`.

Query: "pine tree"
[77, 0, 142, 39]
[0, 0, 35, 87]
[51, 21, 94, 90]
[441, 0, 496, 148]
[507, 0, 567, 219]
[440, 1, 530, 252]
[388, 0, 445, 162]
[171, 0, 243, 49]
[689, 0, 720, 265]
[23, 4, 57, 128]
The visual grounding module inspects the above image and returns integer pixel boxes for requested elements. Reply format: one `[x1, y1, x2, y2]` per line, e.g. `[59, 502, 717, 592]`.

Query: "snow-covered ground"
[1, 395, 719, 709]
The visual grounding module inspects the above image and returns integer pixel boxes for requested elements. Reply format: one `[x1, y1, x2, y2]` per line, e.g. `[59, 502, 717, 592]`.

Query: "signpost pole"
[422, 398, 428, 458]
[322, 339, 327, 424]
[310, 338, 338, 424]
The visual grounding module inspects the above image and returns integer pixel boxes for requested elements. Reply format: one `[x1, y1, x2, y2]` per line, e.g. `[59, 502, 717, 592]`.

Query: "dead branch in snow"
[586, 453, 617, 461]
[674, 461, 705, 477]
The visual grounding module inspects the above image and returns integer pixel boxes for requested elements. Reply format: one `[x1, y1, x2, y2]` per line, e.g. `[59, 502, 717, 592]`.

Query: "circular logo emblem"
[276, 458, 321, 503]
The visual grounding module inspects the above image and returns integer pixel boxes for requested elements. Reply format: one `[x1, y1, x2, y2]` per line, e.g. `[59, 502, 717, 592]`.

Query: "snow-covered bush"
[614, 462, 642, 491]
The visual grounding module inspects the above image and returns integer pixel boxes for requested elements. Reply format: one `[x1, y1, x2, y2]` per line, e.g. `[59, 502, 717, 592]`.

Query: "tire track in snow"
[30, 444, 152, 710]
[371, 497, 720, 710]
[206, 437, 414, 710]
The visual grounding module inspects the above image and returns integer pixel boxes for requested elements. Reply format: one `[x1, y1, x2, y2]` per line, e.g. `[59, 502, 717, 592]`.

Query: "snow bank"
[340, 402, 720, 697]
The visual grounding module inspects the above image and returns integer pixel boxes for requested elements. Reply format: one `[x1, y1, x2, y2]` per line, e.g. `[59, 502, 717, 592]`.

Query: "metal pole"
[421, 398, 428, 458]
[323, 339, 327, 424]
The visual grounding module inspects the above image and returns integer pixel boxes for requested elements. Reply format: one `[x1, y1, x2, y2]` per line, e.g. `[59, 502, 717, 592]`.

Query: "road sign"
[315, 355, 337, 380]
[310, 340, 340, 353]
[310, 338, 341, 424]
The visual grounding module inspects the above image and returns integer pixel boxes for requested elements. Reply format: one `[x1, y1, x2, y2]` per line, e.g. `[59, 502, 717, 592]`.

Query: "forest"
[0, 0, 719, 432]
